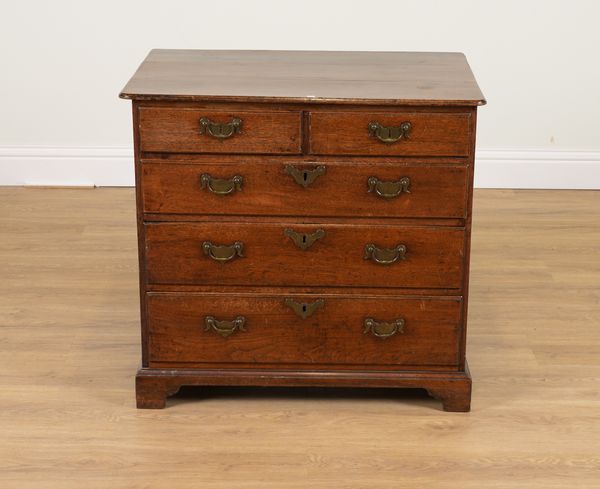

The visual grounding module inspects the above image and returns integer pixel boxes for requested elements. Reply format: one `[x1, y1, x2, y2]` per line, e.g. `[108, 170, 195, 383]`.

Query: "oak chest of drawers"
[120, 49, 485, 411]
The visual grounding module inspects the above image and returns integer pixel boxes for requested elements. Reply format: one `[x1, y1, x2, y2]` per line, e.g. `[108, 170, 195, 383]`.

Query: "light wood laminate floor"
[1, 188, 599, 488]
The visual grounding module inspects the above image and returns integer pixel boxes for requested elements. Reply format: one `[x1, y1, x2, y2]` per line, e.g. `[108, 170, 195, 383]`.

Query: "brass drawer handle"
[364, 243, 407, 265]
[202, 241, 244, 262]
[284, 298, 325, 319]
[204, 316, 246, 338]
[200, 173, 243, 195]
[284, 228, 325, 250]
[368, 176, 411, 198]
[284, 164, 326, 187]
[199, 117, 242, 139]
[364, 317, 405, 339]
[368, 121, 411, 144]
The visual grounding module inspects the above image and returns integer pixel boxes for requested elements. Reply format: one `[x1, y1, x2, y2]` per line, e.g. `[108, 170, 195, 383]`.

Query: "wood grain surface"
[141, 157, 469, 219]
[144, 221, 465, 288]
[139, 107, 302, 154]
[1, 187, 599, 488]
[309, 110, 472, 156]
[147, 292, 462, 367]
[120, 50, 486, 106]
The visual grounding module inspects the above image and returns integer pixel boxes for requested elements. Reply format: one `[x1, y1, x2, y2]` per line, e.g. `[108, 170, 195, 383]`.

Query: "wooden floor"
[1, 187, 599, 488]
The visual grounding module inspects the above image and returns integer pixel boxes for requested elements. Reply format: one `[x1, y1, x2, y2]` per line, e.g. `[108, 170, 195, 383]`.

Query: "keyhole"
[303, 171, 308, 183]
[302, 304, 307, 313]
[302, 235, 307, 244]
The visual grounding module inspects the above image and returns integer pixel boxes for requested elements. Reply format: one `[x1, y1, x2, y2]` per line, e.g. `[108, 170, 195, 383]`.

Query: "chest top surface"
[120, 49, 485, 106]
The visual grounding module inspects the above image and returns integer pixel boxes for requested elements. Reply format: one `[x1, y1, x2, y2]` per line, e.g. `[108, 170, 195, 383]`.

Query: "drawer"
[142, 159, 468, 219]
[144, 222, 464, 289]
[147, 292, 462, 367]
[309, 111, 471, 156]
[138, 108, 302, 154]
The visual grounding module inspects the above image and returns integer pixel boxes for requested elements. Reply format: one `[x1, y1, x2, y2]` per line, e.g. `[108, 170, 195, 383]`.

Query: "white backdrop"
[1, 0, 599, 188]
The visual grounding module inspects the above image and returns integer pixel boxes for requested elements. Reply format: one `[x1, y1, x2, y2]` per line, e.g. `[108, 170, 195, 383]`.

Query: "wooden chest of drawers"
[120, 50, 485, 411]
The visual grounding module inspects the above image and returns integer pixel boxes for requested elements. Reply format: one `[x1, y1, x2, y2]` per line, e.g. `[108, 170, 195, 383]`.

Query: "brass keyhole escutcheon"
[284, 164, 326, 188]
[284, 228, 326, 250]
[284, 298, 325, 319]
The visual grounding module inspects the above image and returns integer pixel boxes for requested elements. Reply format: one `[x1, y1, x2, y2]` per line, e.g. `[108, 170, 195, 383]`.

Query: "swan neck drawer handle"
[200, 173, 243, 195]
[202, 241, 244, 262]
[368, 121, 411, 143]
[199, 117, 242, 139]
[367, 176, 411, 198]
[364, 243, 407, 265]
[363, 318, 405, 338]
[204, 316, 246, 338]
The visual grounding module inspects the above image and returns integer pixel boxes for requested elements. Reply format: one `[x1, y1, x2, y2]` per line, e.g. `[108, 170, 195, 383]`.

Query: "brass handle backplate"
[364, 317, 405, 339]
[199, 117, 242, 139]
[200, 173, 243, 195]
[204, 316, 246, 338]
[364, 243, 407, 265]
[284, 228, 326, 250]
[368, 176, 411, 198]
[202, 241, 244, 262]
[284, 164, 326, 188]
[368, 121, 411, 144]
[284, 298, 325, 319]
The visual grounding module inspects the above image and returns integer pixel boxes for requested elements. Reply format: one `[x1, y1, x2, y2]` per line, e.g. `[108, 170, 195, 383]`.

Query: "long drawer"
[141, 159, 468, 219]
[144, 222, 465, 289]
[147, 292, 462, 367]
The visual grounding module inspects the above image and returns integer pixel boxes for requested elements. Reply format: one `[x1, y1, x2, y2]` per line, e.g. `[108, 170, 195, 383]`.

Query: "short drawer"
[147, 292, 462, 367]
[139, 107, 302, 154]
[309, 111, 471, 156]
[142, 158, 468, 219]
[144, 222, 464, 289]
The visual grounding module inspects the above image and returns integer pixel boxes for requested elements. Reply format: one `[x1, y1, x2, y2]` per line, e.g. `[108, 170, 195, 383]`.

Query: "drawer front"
[309, 111, 471, 156]
[147, 292, 462, 367]
[139, 108, 302, 154]
[145, 222, 464, 289]
[142, 159, 468, 219]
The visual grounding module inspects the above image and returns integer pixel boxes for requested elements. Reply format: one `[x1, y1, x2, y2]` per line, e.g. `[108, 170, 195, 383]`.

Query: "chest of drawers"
[120, 50, 485, 411]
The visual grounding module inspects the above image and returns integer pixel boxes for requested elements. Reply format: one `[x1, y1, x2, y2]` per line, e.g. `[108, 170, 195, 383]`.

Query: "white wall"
[1, 0, 599, 188]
